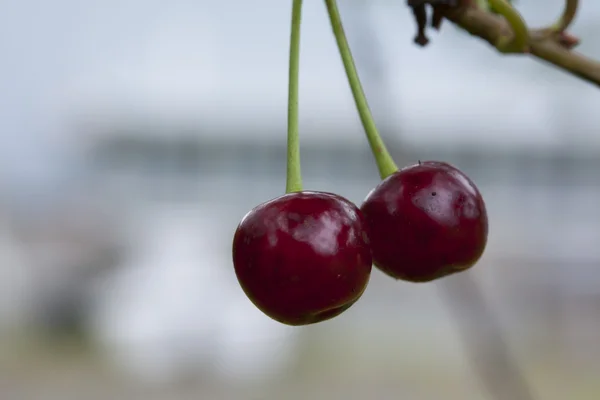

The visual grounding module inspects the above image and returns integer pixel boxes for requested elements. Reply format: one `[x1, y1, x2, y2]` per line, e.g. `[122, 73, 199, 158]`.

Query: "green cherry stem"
[544, 0, 579, 34]
[324, 0, 398, 180]
[286, 0, 304, 194]
[488, 0, 529, 53]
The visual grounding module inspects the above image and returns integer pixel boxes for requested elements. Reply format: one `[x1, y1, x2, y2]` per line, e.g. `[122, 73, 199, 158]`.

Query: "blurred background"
[1, 0, 599, 399]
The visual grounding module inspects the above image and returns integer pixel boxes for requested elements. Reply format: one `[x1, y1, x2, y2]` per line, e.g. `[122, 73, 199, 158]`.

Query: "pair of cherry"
[233, 161, 488, 326]
[231, 0, 488, 326]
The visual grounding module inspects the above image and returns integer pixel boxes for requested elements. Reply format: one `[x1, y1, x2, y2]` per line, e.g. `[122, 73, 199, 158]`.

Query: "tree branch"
[442, 5, 600, 87]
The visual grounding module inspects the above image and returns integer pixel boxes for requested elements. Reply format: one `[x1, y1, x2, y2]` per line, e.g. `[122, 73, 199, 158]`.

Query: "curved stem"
[285, 0, 304, 193]
[488, 0, 529, 53]
[324, 0, 398, 180]
[545, 0, 579, 34]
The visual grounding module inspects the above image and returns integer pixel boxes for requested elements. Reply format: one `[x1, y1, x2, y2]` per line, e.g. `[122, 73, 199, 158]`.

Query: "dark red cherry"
[232, 191, 372, 325]
[360, 161, 488, 282]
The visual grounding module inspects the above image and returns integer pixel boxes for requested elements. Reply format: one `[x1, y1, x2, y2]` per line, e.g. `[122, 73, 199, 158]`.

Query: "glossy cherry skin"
[232, 191, 372, 326]
[360, 161, 488, 282]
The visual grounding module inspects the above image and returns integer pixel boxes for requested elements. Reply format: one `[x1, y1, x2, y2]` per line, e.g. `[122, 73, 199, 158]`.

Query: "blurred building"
[1, 0, 600, 397]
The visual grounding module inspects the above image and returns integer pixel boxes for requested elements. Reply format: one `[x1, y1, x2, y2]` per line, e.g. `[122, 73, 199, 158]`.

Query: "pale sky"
[0, 0, 599, 196]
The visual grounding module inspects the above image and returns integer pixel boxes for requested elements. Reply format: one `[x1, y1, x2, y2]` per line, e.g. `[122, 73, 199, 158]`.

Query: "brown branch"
[442, 6, 600, 87]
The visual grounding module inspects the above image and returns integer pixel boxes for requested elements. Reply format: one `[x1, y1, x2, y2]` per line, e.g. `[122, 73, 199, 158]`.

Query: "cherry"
[232, 191, 373, 325]
[360, 161, 488, 282]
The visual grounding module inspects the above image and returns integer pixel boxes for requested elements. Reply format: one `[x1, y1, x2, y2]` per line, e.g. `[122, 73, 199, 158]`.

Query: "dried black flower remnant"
[407, 0, 459, 46]
[410, 3, 429, 46]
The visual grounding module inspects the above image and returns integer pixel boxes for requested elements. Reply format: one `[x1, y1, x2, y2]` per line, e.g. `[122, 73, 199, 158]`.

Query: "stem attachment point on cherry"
[286, 0, 304, 194]
[324, 0, 398, 180]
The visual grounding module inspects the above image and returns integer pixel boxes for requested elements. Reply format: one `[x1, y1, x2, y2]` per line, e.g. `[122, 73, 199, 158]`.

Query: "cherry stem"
[546, 0, 579, 33]
[286, 0, 304, 193]
[324, 0, 398, 180]
[488, 0, 529, 53]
